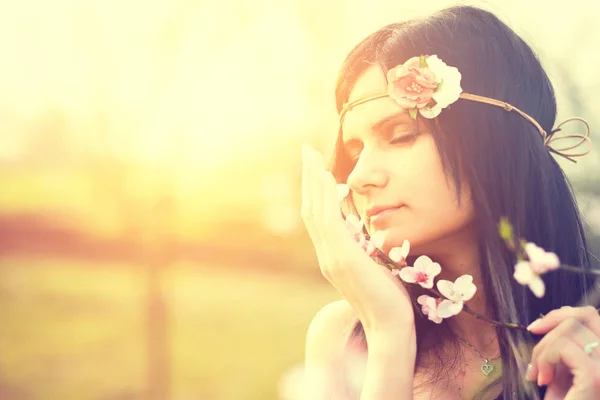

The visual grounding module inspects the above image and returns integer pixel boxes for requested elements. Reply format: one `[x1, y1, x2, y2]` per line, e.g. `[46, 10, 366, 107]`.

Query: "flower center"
[406, 82, 424, 94]
[415, 271, 429, 283]
[448, 290, 461, 302]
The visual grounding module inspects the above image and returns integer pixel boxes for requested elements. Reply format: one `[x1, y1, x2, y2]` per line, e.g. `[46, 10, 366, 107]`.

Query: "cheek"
[398, 143, 475, 241]
[411, 159, 473, 221]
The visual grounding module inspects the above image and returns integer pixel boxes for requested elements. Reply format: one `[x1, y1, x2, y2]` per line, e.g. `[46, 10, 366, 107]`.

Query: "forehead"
[347, 65, 388, 103]
[342, 65, 408, 140]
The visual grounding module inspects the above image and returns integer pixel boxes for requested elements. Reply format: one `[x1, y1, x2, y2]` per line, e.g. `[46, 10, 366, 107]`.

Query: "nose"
[346, 149, 389, 196]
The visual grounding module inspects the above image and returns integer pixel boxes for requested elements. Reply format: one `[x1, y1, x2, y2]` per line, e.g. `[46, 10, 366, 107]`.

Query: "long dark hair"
[331, 5, 597, 399]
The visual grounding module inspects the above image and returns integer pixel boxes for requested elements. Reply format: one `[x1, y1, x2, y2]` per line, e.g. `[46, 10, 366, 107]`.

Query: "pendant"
[481, 359, 494, 376]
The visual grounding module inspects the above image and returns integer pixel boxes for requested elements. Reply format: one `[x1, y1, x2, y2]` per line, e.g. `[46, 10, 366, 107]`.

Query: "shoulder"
[305, 300, 359, 365]
[304, 300, 360, 398]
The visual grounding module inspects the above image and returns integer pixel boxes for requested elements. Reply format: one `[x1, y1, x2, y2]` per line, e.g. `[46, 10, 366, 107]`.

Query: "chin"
[372, 227, 410, 253]
[373, 228, 438, 257]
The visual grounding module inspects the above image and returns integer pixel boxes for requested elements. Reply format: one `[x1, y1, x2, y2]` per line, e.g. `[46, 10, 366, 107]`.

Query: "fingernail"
[527, 319, 542, 331]
[537, 372, 545, 387]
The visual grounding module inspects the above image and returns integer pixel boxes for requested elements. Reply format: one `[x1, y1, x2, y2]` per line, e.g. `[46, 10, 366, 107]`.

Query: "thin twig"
[372, 239, 599, 331]
[461, 305, 528, 330]
[557, 264, 600, 275]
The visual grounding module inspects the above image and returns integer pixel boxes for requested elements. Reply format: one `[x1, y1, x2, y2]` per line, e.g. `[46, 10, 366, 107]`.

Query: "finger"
[533, 319, 598, 386]
[535, 336, 572, 387]
[528, 317, 582, 382]
[302, 145, 338, 280]
[544, 337, 596, 391]
[320, 169, 368, 287]
[527, 306, 600, 385]
[528, 306, 600, 337]
[529, 317, 572, 383]
[306, 146, 348, 284]
[320, 170, 345, 279]
[306, 146, 326, 225]
[555, 340, 599, 384]
[543, 363, 571, 400]
[307, 148, 332, 266]
[301, 145, 321, 245]
[321, 170, 350, 244]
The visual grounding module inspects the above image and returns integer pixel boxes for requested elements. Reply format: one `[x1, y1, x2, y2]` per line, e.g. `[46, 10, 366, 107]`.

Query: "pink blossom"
[417, 295, 443, 324]
[514, 260, 546, 298]
[523, 242, 560, 274]
[344, 215, 363, 231]
[363, 231, 384, 256]
[386, 56, 438, 110]
[436, 275, 477, 318]
[336, 183, 350, 201]
[389, 240, 410, 267]
[345, 215, 365, 244]
[512, 243, 560, 298]
[398, 255, 441, 289]
[344, 216, 384, 257]
[370, 231, 384, 248]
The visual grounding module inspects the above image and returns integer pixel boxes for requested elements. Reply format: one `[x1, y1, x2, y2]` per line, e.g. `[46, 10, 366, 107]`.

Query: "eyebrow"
[371, 111, 412, 131]
[342, 111, 413, 147]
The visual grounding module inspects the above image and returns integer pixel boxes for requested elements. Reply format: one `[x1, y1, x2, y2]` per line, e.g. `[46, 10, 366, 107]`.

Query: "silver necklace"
[456, 336, 501, 377]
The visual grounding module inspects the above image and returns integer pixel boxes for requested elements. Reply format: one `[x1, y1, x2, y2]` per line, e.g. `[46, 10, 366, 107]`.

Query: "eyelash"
[390, 131, 418, 144]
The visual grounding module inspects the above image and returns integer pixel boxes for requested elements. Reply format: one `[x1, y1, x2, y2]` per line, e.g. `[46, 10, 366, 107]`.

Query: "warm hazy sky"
[2, 0, 599, 228]
[2, 0, 598, 162]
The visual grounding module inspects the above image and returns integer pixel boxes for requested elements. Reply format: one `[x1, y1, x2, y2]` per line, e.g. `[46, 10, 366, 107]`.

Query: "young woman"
[301, 5, 598, 400]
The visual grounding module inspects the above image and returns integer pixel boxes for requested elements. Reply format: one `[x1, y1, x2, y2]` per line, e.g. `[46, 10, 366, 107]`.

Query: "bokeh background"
[1, 0, 600, 399]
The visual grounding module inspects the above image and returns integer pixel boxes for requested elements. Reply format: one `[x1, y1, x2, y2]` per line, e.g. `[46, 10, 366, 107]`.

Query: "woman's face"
[341, 65, 475, 255]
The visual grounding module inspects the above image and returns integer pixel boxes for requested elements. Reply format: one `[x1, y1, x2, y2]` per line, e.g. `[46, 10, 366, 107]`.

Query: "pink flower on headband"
[387, 55, 463, 120]
[387, 57, 438, 110]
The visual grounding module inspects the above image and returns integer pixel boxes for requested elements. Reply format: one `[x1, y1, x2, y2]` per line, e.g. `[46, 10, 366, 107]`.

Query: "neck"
[412, 225, 499, 354]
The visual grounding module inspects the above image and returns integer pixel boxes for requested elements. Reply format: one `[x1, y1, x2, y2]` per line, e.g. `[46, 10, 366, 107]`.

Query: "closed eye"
[388, 123, 419, 144]
[345, 128, 418, 162]
[390, 132, 418, 145]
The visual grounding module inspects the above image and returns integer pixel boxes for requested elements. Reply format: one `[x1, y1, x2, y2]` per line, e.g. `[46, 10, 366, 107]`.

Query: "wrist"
[360, 322, 416, 400]
[364, 319, 417, 368]
[366, 324, 416, 353]
[362, 312, 415, 339]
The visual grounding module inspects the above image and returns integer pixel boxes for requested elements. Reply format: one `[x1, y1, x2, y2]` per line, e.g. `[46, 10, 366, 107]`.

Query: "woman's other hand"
[527, 305, 600, 399]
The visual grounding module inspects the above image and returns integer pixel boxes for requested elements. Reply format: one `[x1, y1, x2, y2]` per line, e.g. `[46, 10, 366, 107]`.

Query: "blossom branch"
[373, 247, 528, 331]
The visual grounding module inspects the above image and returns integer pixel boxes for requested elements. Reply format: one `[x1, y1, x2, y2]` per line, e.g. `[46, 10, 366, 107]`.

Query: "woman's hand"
[301, 145, 414, 334]
[527, 306, 600, 399]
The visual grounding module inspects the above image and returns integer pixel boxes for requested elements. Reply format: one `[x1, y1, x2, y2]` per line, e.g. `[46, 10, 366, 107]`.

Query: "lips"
[366, 205, 405, 219]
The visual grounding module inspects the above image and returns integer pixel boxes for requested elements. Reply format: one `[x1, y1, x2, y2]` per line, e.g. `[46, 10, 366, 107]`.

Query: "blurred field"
[0, 256, 338, 400]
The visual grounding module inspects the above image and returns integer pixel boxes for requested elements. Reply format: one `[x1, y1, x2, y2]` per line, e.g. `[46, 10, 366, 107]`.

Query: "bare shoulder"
[305, 300, 359, 365]
[303, 300, 360, 399]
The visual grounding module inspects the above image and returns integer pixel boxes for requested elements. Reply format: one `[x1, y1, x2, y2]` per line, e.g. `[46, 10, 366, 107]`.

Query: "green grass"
[0, 257, 338, 400]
